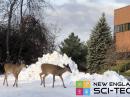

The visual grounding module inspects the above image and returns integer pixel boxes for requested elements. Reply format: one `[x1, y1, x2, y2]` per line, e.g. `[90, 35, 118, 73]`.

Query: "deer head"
[63, 64, 72, 73]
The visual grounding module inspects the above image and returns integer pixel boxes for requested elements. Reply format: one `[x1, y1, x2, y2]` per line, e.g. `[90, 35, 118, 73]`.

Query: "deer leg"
[13, 78, 16, 87]
[39, 72, 43, 85]
[42, 74, 47, 87]
[3, 77, 5, 85]
[13, 74, 18, 87]
[60, 75, 66, 88]
[52, 75, 55, 88]
[3, 75, 6, 85]
[16, 74, 19, 87]
[4, 73, 8, 86]
[6, 77, 8, 86]
[3, 73, 7, 86]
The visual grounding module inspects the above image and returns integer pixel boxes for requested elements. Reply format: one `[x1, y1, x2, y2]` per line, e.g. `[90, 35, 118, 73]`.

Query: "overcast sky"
[45, 0, 129, 43]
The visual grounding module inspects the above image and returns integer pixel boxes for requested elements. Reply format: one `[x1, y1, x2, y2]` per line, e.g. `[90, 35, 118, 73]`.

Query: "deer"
[39, 63, 72, 88]
[3, 62, 27, 87]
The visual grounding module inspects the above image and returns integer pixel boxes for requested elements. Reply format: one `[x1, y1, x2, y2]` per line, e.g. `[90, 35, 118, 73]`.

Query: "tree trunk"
[18, 0, 24, 60]
[6, 0, 17, 62]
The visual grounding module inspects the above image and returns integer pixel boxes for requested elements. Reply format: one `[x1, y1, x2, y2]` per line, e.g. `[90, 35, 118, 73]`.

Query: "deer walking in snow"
[3, 63, 27, 87]
[39, 63, 72, 88]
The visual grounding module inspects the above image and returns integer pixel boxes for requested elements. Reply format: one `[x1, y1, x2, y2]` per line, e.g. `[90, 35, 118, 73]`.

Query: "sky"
[45, 0, 129, 43]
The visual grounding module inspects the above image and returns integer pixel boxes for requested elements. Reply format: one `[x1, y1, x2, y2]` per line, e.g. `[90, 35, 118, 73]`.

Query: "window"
[115, 23, 130, 33]
[125, 23, 128, 31]
[128, 23, 130, 30]
[123, 24, 125, 31]
[114, 26, 116, 32]
[119, 25, 123, 32]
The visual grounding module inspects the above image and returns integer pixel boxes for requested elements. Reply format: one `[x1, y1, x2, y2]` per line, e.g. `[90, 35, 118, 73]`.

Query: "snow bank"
[19, 51, 78, 81]
[0, 51, 129, 97]
[19, 51, 128, 86]
[62, 70, 128, 87]
[69, 70, 127, 82]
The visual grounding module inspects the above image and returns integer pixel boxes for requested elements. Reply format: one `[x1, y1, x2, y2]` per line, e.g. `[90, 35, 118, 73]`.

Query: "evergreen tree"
[87, 13, 112, 73]
[60, 32, 88, 71]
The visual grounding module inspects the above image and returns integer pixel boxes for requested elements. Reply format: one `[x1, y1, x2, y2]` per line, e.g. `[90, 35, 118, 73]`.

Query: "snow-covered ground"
[0, 80, 129, 97]
[0, 51, 129, 97]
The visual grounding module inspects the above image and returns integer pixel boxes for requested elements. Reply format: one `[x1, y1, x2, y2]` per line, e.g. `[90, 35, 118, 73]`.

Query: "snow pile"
[69, 70, 127, 82]
[19, 51, 128, 86]
[37, 51, 78, 72]
[19, 51, 78, 81]
[62, 70, 128, 87]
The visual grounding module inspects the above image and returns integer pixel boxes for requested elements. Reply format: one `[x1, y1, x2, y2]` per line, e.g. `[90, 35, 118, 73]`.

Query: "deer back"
[41, 63, 65, 75]
[4, 63, 24, 74]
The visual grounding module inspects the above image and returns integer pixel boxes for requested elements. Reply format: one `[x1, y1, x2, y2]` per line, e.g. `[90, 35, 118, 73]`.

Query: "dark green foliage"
[0, 0, 55, 74]
[120, 63, 130, 72]
[0, 16, 55, 73]
[87, 13, 112, 73]
[60, 32, 88, 71]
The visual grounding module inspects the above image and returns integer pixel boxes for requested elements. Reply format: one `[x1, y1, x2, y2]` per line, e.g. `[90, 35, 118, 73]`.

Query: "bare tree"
[104, 44, 117, 67]
[0, 0, 56, 66]
[6, 0, 18, 62]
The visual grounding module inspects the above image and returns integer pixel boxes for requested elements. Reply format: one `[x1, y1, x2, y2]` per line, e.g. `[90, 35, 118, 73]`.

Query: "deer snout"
[25, 65, 28, 68]
[69, 69, 72, 73]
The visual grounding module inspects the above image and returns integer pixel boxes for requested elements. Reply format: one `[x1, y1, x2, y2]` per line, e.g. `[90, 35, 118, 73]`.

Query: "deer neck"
[58, 68, 67, 75]
[19, 65, 24, 70]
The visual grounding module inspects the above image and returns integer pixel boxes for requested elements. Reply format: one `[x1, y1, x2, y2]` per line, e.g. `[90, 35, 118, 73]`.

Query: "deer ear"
[63, 64, 66, 67]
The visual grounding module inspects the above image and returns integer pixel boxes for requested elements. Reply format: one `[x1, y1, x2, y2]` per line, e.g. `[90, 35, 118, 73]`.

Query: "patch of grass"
[116, 60, 130, 65]
[92, 60, 130, 76]
[110, 60, 130, 72]
[99, 60, 130, 76]
[122, 70, 130, 76]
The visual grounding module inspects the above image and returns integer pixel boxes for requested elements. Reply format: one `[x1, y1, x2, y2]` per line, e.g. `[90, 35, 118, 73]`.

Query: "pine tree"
[60, 32, 88, 71]
[87, 13, 112, 73]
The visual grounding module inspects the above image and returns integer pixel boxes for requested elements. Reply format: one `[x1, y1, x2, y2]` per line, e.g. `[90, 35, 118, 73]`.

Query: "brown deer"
[39, 63, 72, 88]
[3, 63, 27, 87]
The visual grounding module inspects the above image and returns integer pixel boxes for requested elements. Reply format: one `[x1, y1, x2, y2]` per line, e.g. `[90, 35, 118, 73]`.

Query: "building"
[114, 5, 130, 53]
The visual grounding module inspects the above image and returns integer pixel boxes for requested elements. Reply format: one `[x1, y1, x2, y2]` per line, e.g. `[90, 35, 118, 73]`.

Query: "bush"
[123, 70, 130, 76]
[120, 63, 130, 72]
[60, 32, 88, 71]
[111, 62, 130, 73]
